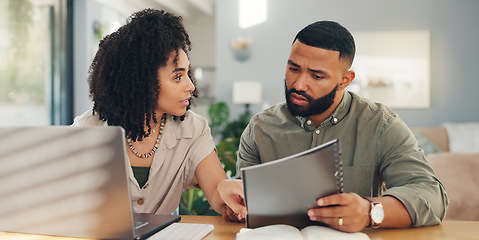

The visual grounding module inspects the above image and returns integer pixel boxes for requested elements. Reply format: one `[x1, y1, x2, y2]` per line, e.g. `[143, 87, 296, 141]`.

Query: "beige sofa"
[413, 127, 479, 221]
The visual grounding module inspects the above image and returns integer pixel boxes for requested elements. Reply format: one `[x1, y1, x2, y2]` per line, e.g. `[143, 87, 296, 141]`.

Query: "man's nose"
[293, 73, 309, 92]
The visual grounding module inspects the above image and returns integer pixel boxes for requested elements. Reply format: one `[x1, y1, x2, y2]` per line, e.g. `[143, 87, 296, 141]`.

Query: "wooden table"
[1, 215, 478, 239]
[362, 220, 479, 240]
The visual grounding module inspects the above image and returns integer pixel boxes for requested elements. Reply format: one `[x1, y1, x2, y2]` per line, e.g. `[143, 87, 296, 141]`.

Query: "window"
[0, 0, 72, 126]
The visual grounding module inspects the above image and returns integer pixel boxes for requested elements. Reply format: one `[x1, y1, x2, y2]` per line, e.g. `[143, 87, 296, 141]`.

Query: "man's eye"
[289, 67, 298, 72]
[314, 75, 324, 79]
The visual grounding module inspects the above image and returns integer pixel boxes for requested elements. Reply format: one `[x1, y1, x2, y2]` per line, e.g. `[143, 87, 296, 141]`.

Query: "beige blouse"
[72, 110, 216, 214]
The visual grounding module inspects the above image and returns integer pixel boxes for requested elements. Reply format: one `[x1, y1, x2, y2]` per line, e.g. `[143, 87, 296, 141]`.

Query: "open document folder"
[241, 139, 343, 229]
[236, 224, 370, 240]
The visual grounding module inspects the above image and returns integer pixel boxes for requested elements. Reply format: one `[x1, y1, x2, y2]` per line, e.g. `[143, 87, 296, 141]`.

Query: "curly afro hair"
[88, 9, 198, 142]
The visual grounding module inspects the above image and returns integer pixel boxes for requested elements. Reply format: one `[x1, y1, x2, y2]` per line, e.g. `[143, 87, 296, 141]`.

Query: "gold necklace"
[127, 114, 166, 158]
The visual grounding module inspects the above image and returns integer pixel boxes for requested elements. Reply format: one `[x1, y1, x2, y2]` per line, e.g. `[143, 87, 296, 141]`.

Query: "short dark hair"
[89, 9, 197, 141]
[293, 21, 355, 68]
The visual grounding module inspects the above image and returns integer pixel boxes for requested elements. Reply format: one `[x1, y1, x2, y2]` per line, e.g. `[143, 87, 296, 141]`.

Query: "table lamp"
[233, 81, 262, 115]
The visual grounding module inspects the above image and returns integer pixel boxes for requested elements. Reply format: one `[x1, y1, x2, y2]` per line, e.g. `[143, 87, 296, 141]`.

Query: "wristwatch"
[364, 197, 384, 228]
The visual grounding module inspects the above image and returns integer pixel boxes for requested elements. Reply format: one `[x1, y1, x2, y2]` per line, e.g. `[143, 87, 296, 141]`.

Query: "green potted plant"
[179, 102, 250, 215]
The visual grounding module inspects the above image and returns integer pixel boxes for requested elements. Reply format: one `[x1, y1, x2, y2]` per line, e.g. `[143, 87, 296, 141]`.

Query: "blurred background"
[2, 0, 479, 127]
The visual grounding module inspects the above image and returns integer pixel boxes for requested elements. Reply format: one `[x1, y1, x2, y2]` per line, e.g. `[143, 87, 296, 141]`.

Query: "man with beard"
[218, 21, 448, 233]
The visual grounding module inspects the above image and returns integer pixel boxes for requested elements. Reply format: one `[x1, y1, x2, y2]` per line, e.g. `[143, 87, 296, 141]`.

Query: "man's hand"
[217, 179, 247, 221]
[307, 193, 371, 232]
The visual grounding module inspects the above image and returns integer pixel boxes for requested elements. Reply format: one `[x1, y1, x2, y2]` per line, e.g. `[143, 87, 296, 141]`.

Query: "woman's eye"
[174, 75, 182, 82]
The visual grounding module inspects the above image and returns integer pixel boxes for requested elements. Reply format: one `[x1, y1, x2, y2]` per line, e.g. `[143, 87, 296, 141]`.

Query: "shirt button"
[333, 117, 338, 123]
[137, 199, 145, 205]
[315, 129, 320, 134]
[306, 120, 312, 125]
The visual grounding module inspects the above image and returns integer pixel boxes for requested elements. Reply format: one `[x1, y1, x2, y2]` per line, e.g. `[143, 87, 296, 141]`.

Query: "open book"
[236, 225, 370, 240]
[241, 139, 343, 228]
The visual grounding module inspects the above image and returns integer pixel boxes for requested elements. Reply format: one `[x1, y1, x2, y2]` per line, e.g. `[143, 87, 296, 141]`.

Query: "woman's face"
[156, 49, 195, 117]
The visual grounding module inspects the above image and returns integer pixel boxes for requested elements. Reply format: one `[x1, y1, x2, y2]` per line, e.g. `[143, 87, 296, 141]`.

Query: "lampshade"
[233, 81, 262, 105]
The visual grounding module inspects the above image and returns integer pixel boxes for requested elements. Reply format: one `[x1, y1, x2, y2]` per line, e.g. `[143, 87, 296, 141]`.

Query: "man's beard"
[284, 80, 338, 117]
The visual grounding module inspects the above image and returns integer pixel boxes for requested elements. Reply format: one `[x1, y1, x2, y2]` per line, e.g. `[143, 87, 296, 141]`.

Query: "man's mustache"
[286, 88, 313, 102]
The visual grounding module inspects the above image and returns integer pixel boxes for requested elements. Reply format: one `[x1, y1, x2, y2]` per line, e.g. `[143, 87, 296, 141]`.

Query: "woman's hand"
[221, 204, 245, 223]
[218, 179, 247, 221]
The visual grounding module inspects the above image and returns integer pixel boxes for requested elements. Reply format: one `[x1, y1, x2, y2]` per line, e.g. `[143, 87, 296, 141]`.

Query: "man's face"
[284, 40, 348, 118]
[285, 80, 338, 117]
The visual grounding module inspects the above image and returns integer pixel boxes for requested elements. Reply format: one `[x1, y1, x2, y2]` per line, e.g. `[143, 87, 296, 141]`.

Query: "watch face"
[371, 205, 384, 223]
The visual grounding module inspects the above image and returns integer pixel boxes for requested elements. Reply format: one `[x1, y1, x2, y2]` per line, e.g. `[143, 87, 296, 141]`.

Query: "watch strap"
[364, 197, 383, 228]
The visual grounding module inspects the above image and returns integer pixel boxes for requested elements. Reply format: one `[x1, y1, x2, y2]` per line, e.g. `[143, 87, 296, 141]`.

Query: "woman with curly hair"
[72, 9, 240, 221]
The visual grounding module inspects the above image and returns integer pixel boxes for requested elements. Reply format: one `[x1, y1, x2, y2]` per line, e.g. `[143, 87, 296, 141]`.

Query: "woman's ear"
[339, 70, 355, 90]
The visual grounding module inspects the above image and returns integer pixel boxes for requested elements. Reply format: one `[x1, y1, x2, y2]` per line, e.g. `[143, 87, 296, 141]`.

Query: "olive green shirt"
[237, 91, 448, 227]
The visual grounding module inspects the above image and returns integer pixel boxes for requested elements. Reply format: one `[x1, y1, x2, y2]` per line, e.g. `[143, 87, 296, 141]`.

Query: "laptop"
[0, 126, 180, 239]
[241, 139, 343, 229]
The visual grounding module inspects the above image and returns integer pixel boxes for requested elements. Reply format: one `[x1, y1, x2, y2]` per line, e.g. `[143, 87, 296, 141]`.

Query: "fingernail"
[307, 210, 313, 216]
[310, 216, 316, 221]
[317, 199, 324, 206]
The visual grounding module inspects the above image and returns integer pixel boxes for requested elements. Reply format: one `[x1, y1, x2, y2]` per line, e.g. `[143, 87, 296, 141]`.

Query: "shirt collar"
[296, 91, 352, 131]
[163, 113, 193, 149]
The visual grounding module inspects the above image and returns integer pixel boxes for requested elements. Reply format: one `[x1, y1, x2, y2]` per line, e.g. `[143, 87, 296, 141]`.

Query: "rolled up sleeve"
[379, 117, 449, 227]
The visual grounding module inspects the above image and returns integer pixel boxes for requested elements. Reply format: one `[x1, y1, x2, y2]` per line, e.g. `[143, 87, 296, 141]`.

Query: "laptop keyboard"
[146, 223, 214, 240]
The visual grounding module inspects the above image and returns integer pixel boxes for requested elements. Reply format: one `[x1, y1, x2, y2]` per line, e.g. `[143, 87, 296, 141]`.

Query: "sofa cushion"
[411, 127, 449, 152]
[427, 152, 479, 221]
[443, 122, 479, 153]
[412, 129, 442, 155]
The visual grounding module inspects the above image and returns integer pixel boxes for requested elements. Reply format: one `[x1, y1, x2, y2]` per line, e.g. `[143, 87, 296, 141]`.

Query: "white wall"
[184, 14, 216, 120]
[216, 0, 479, 127]
[73, 0, 111, 118]
[73, 0, 92, 118]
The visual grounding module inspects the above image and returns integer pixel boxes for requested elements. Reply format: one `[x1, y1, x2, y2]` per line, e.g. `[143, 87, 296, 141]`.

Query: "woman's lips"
[180, 98, 190, 106]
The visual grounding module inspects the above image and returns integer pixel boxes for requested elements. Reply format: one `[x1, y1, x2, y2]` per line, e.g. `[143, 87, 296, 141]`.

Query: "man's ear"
[339, 70, 355, 90]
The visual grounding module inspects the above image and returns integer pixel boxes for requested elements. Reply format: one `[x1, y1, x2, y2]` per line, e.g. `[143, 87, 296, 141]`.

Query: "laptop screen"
[0, 126, 136, 239]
